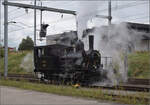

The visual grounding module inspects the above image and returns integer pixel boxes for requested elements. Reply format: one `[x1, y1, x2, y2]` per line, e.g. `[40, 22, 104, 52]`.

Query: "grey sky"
[0, 0, 149, 48]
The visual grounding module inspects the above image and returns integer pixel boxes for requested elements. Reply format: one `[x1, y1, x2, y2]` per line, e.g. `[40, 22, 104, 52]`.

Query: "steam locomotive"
[34, 34, 107, 85]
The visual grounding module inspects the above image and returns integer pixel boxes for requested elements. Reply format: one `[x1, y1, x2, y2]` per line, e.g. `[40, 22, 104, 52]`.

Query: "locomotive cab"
[34, 44, 74, 73]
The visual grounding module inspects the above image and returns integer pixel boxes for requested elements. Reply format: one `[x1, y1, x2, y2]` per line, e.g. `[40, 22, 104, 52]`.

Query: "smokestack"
[89, 35, 94, 50]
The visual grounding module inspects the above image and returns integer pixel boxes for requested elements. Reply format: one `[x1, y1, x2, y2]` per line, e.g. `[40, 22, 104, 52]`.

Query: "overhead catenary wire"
[8, 7, 20, 14]
[118, 12, 148, 19]
[46, 13, 148, 26]
[4, 2, 148, 29]
[7, 1, 147, 21]
[2, 1, 148, 31]
[8, 27, 31, 33]
[96, 1, 148, 13]
[15, 21, 33, 27]
[2, 0, 147, 30]
[9, 9, 41, 21]
[4, 17, 148, 37]
[9, 10, 32, 20]
[125, 16, 148, 21]
[7, 1, 33, 17]
[3, 1, 148, 34]
[1, 23, 40, 35]
[47, 2, 148, 24]
[113, 1, 148, 10]
[9, 23, 25, 28]
[7, 12, 148, 34]
[8, 24, 40, 33]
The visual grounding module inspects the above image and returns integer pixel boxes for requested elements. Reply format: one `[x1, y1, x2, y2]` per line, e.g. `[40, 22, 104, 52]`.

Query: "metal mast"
[0, 0, 2, 79]
[95, 0, 112, 26]
[108, 0, 112, 25]
[4, 0, 8, 78]
[34, 0, 36, 46]
[40, 1, 42, 26]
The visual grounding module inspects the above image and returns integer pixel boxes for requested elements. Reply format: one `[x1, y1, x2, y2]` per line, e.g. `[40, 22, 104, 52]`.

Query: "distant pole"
[124, 50, 128, 82]
[0, 0, 1, 79]
[39, 1, 42, 41]
[108, 0, 112, 25]
[0, 0, 1, 45]
[40, 1, 42, 27]
[75, 15, 78, 38]
[148, 0, 150, 51]
[4, 0, 8, 78]
[34, 0, 36, 46]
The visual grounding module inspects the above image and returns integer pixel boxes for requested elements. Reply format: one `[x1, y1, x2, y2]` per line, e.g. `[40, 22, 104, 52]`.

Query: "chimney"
[89, 35, 94, 50]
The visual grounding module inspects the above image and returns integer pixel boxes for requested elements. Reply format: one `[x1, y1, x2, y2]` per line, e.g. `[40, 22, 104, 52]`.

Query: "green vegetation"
[128, 51, 150, 79]
[0, 79, 149, 105]
[0, 51, 33, 74]
[18, 36, 34, 51]
[0, 47, 4, 57]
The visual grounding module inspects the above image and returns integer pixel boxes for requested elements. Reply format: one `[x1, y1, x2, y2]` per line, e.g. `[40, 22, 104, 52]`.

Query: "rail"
[3, 73, 150, 92]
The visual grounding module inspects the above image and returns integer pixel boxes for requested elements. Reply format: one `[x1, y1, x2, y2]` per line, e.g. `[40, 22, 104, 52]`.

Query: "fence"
[101, 56, 112, 69]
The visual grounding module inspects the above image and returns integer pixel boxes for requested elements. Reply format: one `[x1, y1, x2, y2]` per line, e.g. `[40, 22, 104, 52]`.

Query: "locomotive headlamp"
[42, 64, 46, 67]
[42, 60, 47, 68]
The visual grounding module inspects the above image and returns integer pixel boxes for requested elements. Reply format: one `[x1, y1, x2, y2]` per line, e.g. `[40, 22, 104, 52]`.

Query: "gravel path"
[0, 86, 129, 105]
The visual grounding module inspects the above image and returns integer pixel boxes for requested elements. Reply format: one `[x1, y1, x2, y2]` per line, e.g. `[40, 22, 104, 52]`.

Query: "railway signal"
[40, 24, 49, 37]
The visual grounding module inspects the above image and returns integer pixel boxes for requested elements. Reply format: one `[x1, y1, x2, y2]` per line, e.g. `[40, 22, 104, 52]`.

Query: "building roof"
[46, 22, 150, 40]
[126, 22, 150, 32]
[35, 44, 72, 49]
[126, 22, 150, 40]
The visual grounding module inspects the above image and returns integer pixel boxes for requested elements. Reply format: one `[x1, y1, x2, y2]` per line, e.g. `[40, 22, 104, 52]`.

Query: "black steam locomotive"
[34, 34, 106, 85]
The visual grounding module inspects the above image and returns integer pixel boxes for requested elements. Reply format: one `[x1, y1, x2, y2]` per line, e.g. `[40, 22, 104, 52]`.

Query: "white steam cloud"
[91, 23, 145, 84]
[76, 1, 147, 85]
[20, 53, 34, 73]
[76, 2, 101, 39]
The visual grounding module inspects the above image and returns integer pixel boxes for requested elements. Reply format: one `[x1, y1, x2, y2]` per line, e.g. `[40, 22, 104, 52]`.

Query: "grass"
[0, 51, 33, 74]
[0, 79, 149, 105]
[128, 51, 150, 79]
[0, 50, 149, 78]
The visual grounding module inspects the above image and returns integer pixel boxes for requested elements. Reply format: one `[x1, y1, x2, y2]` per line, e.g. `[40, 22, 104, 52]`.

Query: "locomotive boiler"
[34, 35, 106, 85]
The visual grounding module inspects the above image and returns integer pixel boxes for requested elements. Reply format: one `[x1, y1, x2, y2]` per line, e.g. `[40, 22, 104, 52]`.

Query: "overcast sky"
[0, 0, 149, 48]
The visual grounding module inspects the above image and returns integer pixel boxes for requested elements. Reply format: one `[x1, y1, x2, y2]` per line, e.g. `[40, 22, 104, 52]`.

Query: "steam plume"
[20, 53, 34, 73]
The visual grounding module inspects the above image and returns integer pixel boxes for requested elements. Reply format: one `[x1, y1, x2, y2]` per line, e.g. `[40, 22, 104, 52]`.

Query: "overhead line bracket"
[3, 1, 76, 15]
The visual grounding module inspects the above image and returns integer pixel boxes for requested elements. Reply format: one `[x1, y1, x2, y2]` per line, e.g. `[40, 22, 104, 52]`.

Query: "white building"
[46, 22, 150, 52]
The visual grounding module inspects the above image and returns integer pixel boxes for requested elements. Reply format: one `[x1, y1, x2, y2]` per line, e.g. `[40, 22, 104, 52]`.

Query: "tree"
[18, 36, 34, 51]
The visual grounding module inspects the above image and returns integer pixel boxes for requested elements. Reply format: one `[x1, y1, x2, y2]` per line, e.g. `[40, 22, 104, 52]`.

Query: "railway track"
[1, 73, 149, 104]
[127, 78, 150, 85]
[3, 73, 150, 92]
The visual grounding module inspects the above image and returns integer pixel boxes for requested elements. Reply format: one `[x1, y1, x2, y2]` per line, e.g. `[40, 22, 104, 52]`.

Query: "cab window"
[38, 48, 45, 57]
